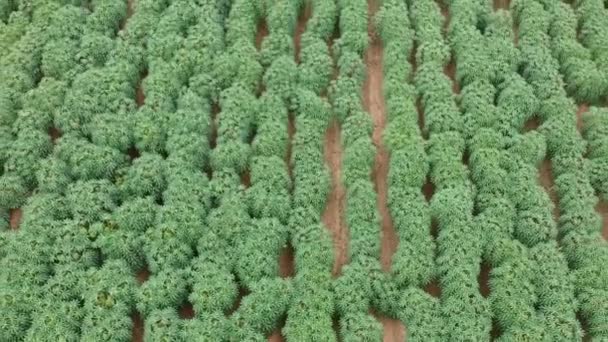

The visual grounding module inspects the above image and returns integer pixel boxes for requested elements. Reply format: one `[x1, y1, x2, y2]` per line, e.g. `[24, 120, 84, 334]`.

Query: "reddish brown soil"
[322, 121, 348, 277]
[444, 57, 460, 94]
[135, 85, 145, 107]
[136, 267, 150, 284]
[416, 98, 426, 136]
[135, 70, 147, 107]
[539, 159, 560, 220]
[278, 244, 295, 278]
[424, 280, 442, 298]
[493, 0, 510, 10]
[210, 103, 220, 150]
[577, 104, 589, 132]
[268, 331, 285, 342]
[9, 208, 22, 230]
[256, 21, 269, 51]
[364, 3, 395, 272]
[596, 200, 608, 240]
[379, 316, 407, 342]
[366, 0, 406, 338]
[437, 0, 451, 35]
[478, 262, 491, 298]
[240, 171, 251, 188]
[132, 312, 144, 342]
[524, 117, 541, 132]
[178, 302, 194, 319]
[48, 127, 61, 144]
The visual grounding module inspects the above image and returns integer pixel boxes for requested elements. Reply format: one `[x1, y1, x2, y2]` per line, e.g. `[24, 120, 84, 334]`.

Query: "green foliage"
[396, 288, 444, 341]
[334, 260, 374, 315]
[342, 137, 375, 188]
[345, 180, 380, 260]
[92, 218, 143, 269]
[264, 55, 298, 104]
[230, 278, 293, 334]
[113, 196, 157, 232]
[0, 173, 27, 208]
[145, 309, 183, 342]
[293, 224, 334, 274]
[81, 305, 133, 342]
[89, 112, 133, 152]
[82, 259, 136, 311]
[36, 156, 71, 194]
[20, 192, 69, 229]
[137, 268, 189, 317]
[246, 156, 291, 222]
[189, 260, 238, 313]
[4, 128, 52, 186]
[298, 35, 332, 94]
[181, 313, 229, 341]
[339, 312, 383, 342]
[120, 152, 166, 199]
[25, 300, 83, 341]
[66, 179, 118, 222]
[234, 217, 288, 287]
[56, 134, 127, 180]
[49, 219, 98, 269]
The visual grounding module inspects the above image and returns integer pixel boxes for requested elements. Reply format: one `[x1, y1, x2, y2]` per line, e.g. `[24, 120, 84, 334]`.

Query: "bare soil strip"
[379, 316, 406, 342]
[577, 104, 588, 132]
[365, 0, 406, 339]
[539, 159, 561, 220]
[322, 120, 348, 276]
[597, 201, 608, 240]
[523, 117, 541, 132]
[178, 302, 195, 319]
[9, 208, 21, 230]
[48, 127, 61, 144]
[424, 280, 442, 298]
[135, 70, 147, 108]
[493, 0, 510, 11]
[256, 21, 269, 51]
[444, 57, 460, 94]
[478, 262, 492, 298]
[278, 244, 295, 278]
[136, 267, 150, 284]
[131, 312, 144, 342]
[365, 0, 395, 277]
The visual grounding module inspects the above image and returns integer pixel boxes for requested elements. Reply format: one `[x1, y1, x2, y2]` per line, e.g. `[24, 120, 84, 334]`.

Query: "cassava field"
[1, 0, 608, 340]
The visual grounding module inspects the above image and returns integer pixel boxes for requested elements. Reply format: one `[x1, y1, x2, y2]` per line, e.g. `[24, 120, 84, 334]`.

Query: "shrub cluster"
[516, 0, 607, 338]
[582, 107, 608, 201]
[539, 0, 608, 103]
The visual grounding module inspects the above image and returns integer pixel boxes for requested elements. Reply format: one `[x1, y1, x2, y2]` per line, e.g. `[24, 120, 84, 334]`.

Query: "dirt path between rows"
[322, 121, 348, 276]
[364, 0, 396, 275]
[365, 0, 406, 340]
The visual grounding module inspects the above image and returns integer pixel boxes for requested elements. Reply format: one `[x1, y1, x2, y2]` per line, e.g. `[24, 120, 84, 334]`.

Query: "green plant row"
[582, 107, 608, 201]
[331, 0, 385, 339]
[284, 0, 338, 340]
[535, 0, 608, 103]
[575, 0, 608, 78]
[516, 0, 608, 339]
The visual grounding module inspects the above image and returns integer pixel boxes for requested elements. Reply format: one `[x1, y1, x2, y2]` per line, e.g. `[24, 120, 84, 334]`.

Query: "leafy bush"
[137, 268, 189, 317]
